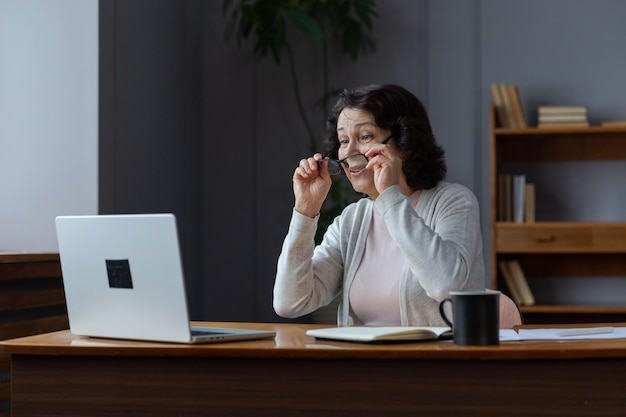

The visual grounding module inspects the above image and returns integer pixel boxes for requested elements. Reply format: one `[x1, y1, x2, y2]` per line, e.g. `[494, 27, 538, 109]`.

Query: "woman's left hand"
[364, 142, 405, 194]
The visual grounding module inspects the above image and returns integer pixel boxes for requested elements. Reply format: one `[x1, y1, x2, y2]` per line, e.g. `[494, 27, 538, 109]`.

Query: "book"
[506, 84, 527, 129]
[537, 105, 587, 115]
[498, 84, 518, 128]
[498, 260, 523, 305]
[512, 174, 526, 223]
[490, 83, 526, 129]
[490, 83, 507, 128]
[305, 326, 452, 343]
[497, 174, 507, 221]
[497, 173, 513, 222]
[524, 182, 535, 223]
[538, 121, 590, 128]
[497, 175, 534, 223]
[537, 105, 588, 128]
[504, 174, 512, 222]
[539, 114, 587, 122]
[507, 259, 535, 306]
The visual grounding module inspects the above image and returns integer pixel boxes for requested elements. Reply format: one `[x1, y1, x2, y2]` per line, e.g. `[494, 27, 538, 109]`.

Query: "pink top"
[349, 190, 421, 325]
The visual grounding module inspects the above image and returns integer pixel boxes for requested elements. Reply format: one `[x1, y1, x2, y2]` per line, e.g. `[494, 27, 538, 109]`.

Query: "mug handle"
[439, 298, 454, 328]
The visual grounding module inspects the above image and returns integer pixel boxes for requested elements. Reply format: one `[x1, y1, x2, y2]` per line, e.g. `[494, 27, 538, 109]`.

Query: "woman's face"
[336, 107, 391, 197]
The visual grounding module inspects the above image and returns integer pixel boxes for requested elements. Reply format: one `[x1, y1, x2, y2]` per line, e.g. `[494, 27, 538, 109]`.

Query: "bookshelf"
[489, 104, 626, 323]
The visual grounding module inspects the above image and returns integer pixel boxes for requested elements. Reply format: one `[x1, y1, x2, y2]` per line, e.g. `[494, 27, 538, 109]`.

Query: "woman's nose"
[343, 139, 361, 157]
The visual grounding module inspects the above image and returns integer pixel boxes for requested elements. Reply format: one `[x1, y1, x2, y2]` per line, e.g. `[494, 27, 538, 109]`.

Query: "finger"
[365, 158, 381, 171]
[317, 158, 332, 178]
[293, 165, 308, 180]
[307, 153, 327, 172]
[297, 157, 313, 173]
[364, 144, 386, 160]
[365, 150, 386, 165]
[294, 158, 312, 176]
[306, 157, 321, 174]
[296, 157, 320, 177]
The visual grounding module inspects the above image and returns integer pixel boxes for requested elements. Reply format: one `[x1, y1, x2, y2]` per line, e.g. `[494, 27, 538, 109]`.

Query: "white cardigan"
[273, 182, 485, 326]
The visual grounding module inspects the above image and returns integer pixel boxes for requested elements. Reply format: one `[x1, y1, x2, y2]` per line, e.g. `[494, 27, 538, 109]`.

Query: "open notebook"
[306, 326, 452, 343]
[55, 214, 275, 344]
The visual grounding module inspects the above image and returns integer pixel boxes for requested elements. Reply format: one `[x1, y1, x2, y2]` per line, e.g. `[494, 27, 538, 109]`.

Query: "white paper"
[501, 326, 626, 341]
[499, 329, 521, 341]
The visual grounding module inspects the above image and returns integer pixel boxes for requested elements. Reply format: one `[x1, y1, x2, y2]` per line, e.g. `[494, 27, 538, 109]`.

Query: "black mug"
[439, 291, 500, 346]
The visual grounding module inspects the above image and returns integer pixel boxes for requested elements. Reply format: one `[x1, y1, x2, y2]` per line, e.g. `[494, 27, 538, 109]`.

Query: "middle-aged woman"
[273, 84, 484, 326]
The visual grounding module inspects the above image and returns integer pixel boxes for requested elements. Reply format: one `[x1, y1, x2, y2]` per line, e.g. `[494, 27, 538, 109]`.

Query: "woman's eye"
[338, 138, 349, 146]
[360, 134, 373, 142]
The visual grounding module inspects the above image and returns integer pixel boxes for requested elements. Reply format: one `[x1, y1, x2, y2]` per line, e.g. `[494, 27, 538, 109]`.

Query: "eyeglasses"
[325, 135, 394, 176]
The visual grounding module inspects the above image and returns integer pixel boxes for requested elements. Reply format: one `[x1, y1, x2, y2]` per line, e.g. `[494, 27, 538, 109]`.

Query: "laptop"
[55, 213, 275, 344]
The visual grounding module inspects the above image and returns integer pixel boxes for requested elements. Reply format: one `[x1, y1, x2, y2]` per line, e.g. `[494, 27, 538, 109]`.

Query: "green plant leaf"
[286, 9, 325, 42]
[324, 0, 342, 29]
[353, 0, 378, 29]
[342, 19, 362, 60]
[269, 17, 287, 63]
[221, 0, 380, 196]
[241, 4, 261, 24]
[315, 87, 343, 110]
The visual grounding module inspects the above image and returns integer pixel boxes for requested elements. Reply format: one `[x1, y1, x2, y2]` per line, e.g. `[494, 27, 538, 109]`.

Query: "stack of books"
[537, 105, 589, 128]
[490, 83, 527, 129]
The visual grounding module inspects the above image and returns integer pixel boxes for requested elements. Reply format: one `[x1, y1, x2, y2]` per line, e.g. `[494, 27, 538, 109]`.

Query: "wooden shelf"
[489, 104, 626, 323]
[494, 125, 626, 135]
[520, 305, 626, 315]
[495, 222, 626, 253]
[494, 125, 626, 162]
[519, 305, 626, 324]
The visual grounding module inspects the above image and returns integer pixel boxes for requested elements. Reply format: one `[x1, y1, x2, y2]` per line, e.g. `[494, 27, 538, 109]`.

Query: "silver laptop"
[55, 213, 275, 344]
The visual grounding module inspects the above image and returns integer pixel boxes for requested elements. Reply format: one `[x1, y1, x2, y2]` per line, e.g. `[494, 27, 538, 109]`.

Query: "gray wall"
[480, 1, 626, 304]
[100, 0, 626, 321]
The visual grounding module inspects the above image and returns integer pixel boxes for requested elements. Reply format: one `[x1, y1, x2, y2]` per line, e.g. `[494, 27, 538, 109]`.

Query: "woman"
[273, 84, 484, 326]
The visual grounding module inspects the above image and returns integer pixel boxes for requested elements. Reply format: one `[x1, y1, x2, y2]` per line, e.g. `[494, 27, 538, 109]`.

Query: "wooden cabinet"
[489, 105, 626, 323]
[0, 253, 68, 416]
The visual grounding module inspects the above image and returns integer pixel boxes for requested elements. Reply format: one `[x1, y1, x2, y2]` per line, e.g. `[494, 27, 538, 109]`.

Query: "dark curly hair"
[323, 84, 447, 190]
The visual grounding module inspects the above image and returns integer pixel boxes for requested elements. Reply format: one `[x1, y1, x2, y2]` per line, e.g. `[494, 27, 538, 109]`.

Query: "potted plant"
[222, 0, 379, 241]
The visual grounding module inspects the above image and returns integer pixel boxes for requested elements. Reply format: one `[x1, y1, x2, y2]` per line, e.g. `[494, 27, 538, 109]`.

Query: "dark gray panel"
[200, 2, 257, 321]
[99, 0, 206, 317]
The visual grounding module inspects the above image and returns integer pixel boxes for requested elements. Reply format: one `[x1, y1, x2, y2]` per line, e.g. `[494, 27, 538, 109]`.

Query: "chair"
[498, 292, 523, 328]
[485, 288, 522, 328]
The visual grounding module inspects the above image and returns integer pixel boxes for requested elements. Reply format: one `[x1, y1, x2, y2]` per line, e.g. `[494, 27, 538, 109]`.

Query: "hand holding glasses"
[323, 135, 394, 175]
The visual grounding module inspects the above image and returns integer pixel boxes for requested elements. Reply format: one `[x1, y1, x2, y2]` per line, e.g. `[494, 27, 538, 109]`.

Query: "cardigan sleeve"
[273, 209, 344, 318]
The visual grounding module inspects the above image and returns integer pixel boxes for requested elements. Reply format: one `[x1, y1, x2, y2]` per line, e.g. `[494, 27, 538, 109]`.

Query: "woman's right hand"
[293, 153, 332, 218]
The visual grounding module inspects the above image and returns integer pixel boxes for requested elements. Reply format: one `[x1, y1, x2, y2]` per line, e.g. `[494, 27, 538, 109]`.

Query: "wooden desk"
[2, 322, 626, 417]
